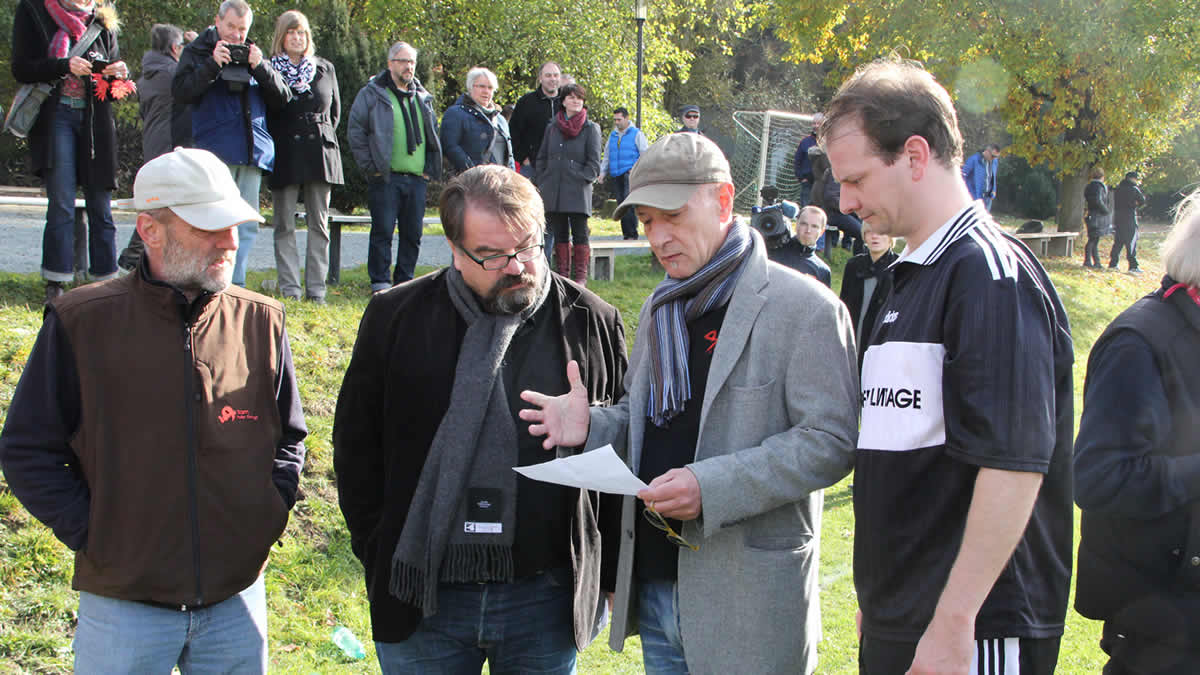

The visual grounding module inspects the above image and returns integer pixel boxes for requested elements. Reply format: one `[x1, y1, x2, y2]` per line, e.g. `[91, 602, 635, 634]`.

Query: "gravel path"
[0, 204, 451, 274]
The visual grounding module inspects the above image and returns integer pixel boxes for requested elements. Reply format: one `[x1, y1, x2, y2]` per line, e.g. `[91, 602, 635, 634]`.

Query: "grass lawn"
[0, 216, 1168, 673]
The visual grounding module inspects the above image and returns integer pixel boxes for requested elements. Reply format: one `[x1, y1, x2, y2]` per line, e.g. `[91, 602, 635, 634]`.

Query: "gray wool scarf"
[390, 267, 549, 617]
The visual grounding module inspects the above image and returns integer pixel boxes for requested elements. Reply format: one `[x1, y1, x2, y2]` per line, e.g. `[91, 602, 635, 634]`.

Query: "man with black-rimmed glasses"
[333, 165, 627, 674]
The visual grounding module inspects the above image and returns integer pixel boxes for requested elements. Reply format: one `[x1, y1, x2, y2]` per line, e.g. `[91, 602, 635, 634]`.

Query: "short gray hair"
[1164, 188, 1200, 286]
[388, 41, 416, 61]
[465, 67, 498, 92]
[150, 24, 183, 55]
[217, 0, 251, 19]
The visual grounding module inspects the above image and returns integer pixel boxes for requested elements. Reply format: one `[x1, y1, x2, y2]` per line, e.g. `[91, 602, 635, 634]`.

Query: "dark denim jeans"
[637, 580, 689, 674]
[609, 172, 638, 239]
[367, 173, 427, 291]
[373, 569, 576, 675]
[43, 102, 117, 282]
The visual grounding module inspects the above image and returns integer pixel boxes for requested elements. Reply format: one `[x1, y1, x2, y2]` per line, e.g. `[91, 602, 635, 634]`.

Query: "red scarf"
[45, 0, 94, 59]
[555, 108, 587, 139]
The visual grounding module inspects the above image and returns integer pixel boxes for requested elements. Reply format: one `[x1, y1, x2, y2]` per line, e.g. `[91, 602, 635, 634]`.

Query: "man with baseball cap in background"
[519, 132, 859, 674]
[0, 147, 307, 673]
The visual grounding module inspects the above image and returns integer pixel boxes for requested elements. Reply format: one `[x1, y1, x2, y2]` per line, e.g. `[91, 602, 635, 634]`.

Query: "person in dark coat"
[1082, 165, 1110, 268]
[440, 67, 514, 173]
[1109, 171, 1146, 273]
[11, 0, 130, 303]
[266, 10, 343, 303]
[117, 23, 188, 272]
[510, 61, 561, 178]
[839, 220, 898, 368]
[536, 83, 601, 286]
[1074, 190, 1200, 675]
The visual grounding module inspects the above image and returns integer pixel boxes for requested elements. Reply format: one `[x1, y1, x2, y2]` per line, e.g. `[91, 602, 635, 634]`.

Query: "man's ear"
[716, 182, 735, 222]
[137, 212, 164, 251]
[903, 135, 932, 182]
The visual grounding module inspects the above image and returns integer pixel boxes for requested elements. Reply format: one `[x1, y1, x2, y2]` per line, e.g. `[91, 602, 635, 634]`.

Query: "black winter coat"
[1083, 179, 1110, 236]
[137, 49, 183, 162]
[839, 250, 898, 366]
[333, 270, 628, 646]
[11, 0, 120, 188]
[536, 116, 602, 215]
[268, 57, 344, 188]
[1112, 177, 1146, 230]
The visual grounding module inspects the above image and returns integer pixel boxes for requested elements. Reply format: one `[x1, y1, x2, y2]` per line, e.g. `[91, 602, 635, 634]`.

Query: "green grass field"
[0, 216, 1167, 673]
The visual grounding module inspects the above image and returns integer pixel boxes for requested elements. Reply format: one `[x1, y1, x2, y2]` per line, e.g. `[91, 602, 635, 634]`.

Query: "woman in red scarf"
[11, 0, 131, 303]
[535, 83, 602, 285]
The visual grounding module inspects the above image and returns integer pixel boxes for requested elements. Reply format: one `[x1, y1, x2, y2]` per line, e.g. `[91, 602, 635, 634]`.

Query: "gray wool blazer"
[587, 231, 859, 675]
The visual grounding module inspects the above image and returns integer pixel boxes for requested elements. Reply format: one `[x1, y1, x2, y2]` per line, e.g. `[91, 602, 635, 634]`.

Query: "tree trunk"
[1057, 169, 1088, 232]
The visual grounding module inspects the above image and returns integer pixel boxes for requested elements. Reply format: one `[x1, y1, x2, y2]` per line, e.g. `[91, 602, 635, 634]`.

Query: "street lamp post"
[635, 0, 646, 130]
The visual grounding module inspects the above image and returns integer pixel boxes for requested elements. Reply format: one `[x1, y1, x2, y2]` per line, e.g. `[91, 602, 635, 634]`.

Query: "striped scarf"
[270, 54, 314, 94]
[646, 218, 753, 427]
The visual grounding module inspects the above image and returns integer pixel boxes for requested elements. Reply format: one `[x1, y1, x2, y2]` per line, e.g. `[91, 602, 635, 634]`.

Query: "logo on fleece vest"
[218, 405, 260, 424]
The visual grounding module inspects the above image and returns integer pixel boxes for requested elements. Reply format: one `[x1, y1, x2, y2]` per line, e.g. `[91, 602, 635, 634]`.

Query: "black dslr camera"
[219, 43, 252, 91]
[750, 186, 800, 248]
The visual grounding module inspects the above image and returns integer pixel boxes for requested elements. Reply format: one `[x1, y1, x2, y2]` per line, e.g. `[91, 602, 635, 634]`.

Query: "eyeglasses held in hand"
[455, 242, 544, 271]
[643, 503, 699, 551]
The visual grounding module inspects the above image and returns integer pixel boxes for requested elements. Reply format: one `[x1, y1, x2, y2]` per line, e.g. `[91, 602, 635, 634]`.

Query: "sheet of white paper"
[514, 445, 648, 496]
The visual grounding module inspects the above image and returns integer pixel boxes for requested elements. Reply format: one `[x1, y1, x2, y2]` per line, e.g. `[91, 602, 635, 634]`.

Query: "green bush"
[996, 155, 1058, 220]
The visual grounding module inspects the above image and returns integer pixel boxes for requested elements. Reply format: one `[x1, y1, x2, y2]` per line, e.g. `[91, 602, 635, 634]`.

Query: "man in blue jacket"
[172, 0, 291, 287]
[348, 41, 442, 292]
[962, 143, 1001, 211]
[599, 107, 648, 239]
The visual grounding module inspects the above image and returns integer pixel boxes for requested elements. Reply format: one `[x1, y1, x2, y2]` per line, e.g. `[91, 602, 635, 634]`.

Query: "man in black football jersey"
[821, 57, 1075, 675]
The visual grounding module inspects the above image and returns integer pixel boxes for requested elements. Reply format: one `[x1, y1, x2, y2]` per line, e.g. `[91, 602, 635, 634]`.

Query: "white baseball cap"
[133, 147, 264, 231]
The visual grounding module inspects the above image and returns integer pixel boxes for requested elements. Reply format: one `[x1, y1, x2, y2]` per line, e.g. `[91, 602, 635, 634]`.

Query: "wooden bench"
[1014, 231, 1077, 258]
[589, 239, 656, 281]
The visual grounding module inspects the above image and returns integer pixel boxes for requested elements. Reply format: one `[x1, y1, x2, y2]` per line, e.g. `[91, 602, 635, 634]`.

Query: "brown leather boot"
[553, 243, 571, 277]
[572, 244, 591, 286]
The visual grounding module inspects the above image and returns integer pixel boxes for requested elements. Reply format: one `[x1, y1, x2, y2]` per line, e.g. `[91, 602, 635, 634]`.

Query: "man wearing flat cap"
[0, 147, 307, 673]
[520, 132, 859, 674]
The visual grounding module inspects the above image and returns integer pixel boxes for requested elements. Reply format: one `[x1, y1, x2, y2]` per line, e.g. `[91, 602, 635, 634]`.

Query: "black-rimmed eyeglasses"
[455, 243, 544, 271]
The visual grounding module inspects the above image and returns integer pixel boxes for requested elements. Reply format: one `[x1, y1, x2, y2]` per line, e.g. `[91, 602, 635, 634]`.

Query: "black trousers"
[1109, 225, 1139, 270]
[1084, 228, 1103, 266]
[859, 635, 1061, 675]
[547, 212, 589, 245]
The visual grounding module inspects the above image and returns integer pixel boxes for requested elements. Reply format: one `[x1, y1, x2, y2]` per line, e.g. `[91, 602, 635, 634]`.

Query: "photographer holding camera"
[750, 187, 831, 287]
[173, 0, 291, 287]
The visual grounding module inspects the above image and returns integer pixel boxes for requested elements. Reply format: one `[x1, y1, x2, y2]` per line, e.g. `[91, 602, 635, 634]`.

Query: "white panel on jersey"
[858, 341, 946, 451]
[970, 637, 1020, 675]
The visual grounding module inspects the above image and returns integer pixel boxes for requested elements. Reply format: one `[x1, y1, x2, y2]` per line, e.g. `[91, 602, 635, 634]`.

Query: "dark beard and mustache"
[482, 269, 542, 315]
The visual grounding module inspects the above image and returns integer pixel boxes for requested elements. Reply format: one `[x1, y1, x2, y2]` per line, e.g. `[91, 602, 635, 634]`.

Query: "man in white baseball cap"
[520, 132, 859, 674]
[0, 146, 305, 672]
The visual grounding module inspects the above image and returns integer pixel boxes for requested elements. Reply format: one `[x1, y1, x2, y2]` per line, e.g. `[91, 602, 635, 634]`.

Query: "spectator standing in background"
[962, 143, 1001, 211]
[11, 0, 130, 303]
[677, 104, 702, 134]
[793, 113, 824, 206]
[118, 22, 188, 272]
[266, 9, 343, 304]
[441, 67, 514, 173]
[347, 41, 441, 293]
[839, 220, 897, 368]
[1082, 165, 1110, 269]
[510, 61, 562, 179]
[1109, 171, 1146, 274]
[173, 0, 293, 287]
[536, 83, 602, 286]
[599, 107, 648, 240]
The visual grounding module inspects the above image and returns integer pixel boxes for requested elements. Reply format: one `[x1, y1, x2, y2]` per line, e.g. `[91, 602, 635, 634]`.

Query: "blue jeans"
[43, 102, 116, 282]
[228, 165, 261, 287]
[609, 173, 638, 239]
[72, 576, 268, 674]
[367, 173, 426, 291]
[637, 580, 689, 674]
[374, 569, 577, 675]
[797, 180, 813, 207]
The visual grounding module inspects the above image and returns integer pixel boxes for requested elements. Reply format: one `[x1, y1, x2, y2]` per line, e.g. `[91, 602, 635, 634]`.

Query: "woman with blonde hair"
[267, 9, 343, 303]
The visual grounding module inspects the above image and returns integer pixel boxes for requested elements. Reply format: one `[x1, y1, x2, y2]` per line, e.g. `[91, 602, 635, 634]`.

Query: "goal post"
[730, 110, 818, 213]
